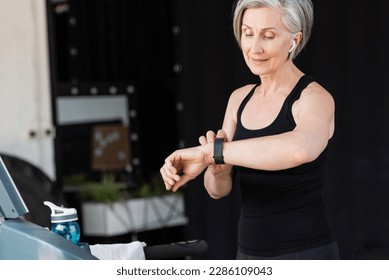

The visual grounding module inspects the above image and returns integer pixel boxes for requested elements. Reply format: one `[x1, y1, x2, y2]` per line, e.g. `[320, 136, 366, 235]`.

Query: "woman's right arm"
[202, 130, 234, 199]
[202, 87, 247, 199]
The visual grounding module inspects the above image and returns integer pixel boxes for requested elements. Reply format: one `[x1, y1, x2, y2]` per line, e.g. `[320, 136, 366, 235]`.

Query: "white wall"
[0, 0, 55, 179]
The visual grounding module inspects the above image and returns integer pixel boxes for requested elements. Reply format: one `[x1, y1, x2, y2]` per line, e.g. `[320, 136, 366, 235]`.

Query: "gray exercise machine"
[0, 156, 97, 260]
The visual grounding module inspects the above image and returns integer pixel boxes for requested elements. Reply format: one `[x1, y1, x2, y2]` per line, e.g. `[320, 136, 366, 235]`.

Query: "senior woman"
[160, 0, 339, 260]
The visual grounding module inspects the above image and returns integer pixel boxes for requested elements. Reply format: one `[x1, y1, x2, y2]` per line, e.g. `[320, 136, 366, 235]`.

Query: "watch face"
[213, 138, 225, 164]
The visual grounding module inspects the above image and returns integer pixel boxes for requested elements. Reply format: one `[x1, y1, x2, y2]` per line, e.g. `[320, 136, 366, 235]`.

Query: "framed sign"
[91, 124, 130, 171]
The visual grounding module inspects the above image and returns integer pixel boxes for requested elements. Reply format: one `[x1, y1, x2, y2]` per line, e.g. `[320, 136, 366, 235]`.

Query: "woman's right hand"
[200, 129, 233, 199]
[199, 129, 229, 174]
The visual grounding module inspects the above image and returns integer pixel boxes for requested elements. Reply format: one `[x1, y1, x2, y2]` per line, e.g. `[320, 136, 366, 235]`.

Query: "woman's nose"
[251, 37, 264, 53]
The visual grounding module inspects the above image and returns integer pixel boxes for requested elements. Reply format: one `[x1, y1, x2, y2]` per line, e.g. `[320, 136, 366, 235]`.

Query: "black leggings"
[236, 242, 340, 260]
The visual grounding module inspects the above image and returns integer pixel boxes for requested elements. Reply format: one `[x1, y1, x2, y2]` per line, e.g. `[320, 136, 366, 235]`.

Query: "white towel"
[90, 241, 147, 260]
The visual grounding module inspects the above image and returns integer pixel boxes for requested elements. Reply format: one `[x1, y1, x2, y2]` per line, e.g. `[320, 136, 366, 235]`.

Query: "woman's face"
[240, 7, 293, 76]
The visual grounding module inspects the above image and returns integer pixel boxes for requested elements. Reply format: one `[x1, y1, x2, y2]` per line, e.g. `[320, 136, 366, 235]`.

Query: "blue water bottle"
[44, 201, 80, 245]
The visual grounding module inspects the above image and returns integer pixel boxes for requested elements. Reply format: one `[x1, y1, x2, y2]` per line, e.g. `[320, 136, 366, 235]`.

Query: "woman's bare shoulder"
[229, 83, 258, 101]
[296, 81, 335, 120]
[305, 81, 332, 96]
[302, 81, 334, 105]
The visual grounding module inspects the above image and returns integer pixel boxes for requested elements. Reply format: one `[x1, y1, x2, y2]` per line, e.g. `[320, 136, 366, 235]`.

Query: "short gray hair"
[232, 0, 314, 60]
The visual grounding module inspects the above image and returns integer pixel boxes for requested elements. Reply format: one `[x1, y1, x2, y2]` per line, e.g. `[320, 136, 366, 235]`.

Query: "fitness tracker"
[213, 138, 226, 164]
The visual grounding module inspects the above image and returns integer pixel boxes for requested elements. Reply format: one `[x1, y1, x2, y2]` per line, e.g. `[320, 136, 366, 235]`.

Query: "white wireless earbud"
[288, 41, 296, 53]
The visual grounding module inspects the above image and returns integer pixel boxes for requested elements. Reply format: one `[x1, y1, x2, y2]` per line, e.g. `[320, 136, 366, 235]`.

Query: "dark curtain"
[173, 0, 389, 259]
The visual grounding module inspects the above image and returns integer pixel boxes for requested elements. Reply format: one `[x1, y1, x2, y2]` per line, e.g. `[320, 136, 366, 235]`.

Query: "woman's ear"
[288, 32, 302, 54]
[288, 40, 296, 53]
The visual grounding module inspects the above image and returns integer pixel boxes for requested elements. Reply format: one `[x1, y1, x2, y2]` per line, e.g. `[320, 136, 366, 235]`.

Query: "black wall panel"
[47, 0, 178, 184]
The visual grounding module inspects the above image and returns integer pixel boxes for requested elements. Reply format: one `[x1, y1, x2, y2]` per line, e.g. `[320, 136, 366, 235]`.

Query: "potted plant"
[77, 173, 187, 237]
[78, 173, 132, 236]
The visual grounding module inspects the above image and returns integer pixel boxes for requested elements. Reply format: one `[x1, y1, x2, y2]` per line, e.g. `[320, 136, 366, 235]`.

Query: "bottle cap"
[43, 201, 78, 223]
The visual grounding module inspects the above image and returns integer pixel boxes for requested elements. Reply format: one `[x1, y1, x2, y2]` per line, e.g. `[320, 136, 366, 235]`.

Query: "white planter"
[81, 194, 187, 237]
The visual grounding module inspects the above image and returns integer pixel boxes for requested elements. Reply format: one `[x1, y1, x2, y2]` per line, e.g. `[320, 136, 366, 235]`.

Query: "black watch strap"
[213, 138, 226, 164]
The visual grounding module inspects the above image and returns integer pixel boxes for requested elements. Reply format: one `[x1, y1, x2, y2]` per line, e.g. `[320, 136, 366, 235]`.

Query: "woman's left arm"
[221, 83, 335, 171]
[160, 83, 335, 190]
